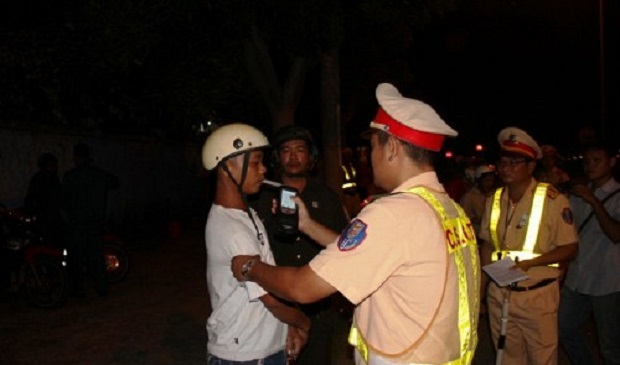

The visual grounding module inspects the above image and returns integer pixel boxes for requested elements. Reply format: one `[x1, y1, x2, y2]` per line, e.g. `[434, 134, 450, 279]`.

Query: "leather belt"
[507, 278, 556, 292]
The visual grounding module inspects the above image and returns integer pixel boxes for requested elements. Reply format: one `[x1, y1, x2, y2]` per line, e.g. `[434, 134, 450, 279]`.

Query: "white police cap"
[369, 83, 458, 151]
[497, 127, 542, 160]
[475, 164, 496, 179]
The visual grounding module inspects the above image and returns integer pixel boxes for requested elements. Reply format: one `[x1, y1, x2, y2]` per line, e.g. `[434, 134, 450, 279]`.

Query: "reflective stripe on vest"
[489, 183, 557, 266]
[348, 186, 478, 364]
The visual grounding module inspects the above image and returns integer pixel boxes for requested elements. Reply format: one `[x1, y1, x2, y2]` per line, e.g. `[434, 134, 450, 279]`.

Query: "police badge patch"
[338, 219, 368, 251]
[562, 208, 574, 224]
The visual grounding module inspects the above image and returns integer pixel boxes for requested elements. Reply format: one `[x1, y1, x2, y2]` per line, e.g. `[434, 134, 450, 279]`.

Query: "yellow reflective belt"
[489, 183, 557, 266]
[349, 186, 478, 364]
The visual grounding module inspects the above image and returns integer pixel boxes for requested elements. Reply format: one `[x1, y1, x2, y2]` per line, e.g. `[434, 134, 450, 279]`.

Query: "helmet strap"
[222, 153, 265, 245]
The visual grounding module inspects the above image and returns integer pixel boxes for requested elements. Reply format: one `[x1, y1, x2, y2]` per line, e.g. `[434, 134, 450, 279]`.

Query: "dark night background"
[1, 0, 618, 156]
[0, 3, 616, 363]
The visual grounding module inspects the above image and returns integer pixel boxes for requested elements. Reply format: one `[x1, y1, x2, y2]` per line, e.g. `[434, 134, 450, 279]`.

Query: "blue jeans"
[558, 287, 620, 365]
[207, 350, 287, 365]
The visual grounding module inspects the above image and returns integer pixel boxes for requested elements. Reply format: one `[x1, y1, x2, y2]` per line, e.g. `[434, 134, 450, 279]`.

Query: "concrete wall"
[0, 128, 209, 237]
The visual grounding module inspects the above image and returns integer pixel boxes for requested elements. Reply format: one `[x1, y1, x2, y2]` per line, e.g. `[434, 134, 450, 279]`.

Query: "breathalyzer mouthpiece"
[262, 179, 282, 188]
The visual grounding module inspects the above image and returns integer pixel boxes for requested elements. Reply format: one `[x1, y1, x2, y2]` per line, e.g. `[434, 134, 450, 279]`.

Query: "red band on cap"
[501, 140, 536, 159]
[373, 108, 445, 151]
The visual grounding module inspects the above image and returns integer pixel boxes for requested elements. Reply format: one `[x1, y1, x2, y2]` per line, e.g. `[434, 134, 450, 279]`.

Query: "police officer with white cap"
[202, 123, 310, 365]
[230, 83, 481, 365]
[478, 127, 579, 365]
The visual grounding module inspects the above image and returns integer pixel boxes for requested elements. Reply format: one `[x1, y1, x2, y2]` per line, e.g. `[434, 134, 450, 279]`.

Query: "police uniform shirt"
[478, 178, 579, 284]
[309, 172, 464, 361]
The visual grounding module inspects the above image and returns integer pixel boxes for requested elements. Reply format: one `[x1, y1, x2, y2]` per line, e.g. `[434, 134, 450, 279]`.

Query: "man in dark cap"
[250, 124, 349, 365]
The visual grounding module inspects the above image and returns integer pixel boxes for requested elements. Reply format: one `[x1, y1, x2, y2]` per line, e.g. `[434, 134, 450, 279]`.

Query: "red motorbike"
[1, 204, 129, 307]
[0, 205, 69, 308]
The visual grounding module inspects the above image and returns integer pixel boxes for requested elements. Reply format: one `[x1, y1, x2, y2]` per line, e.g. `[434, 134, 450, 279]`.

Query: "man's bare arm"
[233, 256, 338, 304]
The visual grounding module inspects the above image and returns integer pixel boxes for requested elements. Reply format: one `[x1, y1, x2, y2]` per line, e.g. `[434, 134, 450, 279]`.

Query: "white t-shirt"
[205, 204, 286, 361]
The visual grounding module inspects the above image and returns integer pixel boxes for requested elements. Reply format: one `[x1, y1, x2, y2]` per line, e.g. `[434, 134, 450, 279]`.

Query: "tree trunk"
[320, 48, 343, 197]
[243, 26, 306, 132]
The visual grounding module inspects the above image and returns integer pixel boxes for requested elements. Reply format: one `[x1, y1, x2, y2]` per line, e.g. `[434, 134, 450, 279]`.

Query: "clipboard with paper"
[482, 257, 530, 287]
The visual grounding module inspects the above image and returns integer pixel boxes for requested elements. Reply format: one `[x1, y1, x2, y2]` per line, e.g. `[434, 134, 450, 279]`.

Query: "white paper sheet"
[482, 257, 530, 287]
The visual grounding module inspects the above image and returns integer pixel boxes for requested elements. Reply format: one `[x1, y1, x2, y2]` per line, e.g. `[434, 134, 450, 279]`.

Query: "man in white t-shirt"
[202, 123, 310, 365]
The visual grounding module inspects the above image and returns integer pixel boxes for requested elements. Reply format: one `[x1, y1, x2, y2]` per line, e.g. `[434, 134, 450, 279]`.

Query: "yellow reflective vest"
[349, 186, 479, 364]
[489, 183, 557, 266]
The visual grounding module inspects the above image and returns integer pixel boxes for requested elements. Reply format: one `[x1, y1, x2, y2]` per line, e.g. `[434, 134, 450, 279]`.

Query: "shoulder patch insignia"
[562, 207, 573, 225]
[338, 219, 368, 251]
[547, 186, 560, 199]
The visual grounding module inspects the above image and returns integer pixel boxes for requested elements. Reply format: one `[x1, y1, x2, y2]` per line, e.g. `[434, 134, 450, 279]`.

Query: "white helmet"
[475, 164, 496, 179]
[202, 123, 270, 170]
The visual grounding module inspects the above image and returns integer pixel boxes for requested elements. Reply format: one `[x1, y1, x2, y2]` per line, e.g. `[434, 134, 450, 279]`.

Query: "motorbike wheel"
[24, 256, 69, 308]
[103, 241, 129, 284]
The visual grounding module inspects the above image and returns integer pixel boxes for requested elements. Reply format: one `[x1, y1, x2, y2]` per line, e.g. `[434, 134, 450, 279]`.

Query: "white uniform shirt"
[566, 178, 620, 295]
[205, 204, 286, 361]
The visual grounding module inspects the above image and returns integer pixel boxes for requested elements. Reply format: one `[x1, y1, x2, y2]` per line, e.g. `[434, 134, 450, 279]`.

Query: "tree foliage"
[0, 0, 460, 140]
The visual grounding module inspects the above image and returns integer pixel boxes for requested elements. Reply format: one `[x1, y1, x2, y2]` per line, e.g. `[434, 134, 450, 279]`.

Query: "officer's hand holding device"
[275, 186, 299, 238]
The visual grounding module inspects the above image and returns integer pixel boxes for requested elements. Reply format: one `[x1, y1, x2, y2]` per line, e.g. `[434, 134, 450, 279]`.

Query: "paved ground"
[0, 222, 599, 364]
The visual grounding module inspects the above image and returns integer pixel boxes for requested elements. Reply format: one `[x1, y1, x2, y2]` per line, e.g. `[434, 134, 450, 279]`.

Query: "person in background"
[63, 143, 119, 297]
[459, 164, 498, 240]
[232, 83, 480, 365]
[202, 123, 310, 365]
[250, 125, 349, 365]
[24, 152, 65, 247]
[341, 146, 362, 217]
[559, 140, 620, 365]
[442, 157, 471, 203]
[460, 164, 498, 314]
[478, 127, 578, 365]
[536, 144, 571, 188]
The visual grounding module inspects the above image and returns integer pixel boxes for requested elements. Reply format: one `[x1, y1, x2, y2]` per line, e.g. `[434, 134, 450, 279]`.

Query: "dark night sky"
[338, 0, 619, 158]
[414, 0, 619, 156]
[1, 1, 617, 158]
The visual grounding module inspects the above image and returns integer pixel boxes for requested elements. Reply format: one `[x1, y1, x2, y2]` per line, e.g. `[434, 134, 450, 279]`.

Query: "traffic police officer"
[231, 83, 481, 365]
[478, 127, 579, 365]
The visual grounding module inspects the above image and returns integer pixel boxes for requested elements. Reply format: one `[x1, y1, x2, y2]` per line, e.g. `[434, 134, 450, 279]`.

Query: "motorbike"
[0, 204, 69, 308]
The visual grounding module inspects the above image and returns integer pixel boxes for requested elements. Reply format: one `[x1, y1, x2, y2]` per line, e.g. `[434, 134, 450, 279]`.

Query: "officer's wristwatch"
[241, 259, 256, 280]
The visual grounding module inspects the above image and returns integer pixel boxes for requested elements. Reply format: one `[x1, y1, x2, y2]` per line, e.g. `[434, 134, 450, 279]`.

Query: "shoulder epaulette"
[360, 193, 394, 209]
[546, 185, 560, 199]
